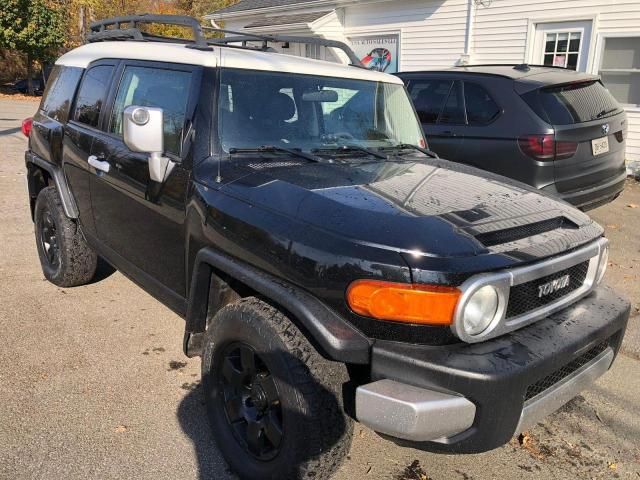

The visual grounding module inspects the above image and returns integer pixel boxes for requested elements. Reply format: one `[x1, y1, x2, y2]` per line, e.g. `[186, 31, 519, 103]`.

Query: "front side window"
[408, 79, 452, 124]
[439, 80, 465, 124]
[218, 69, 425, 153]
[74, 65, 114, 128]
[41, 66, 83, 123]
[599, 36, 640, 107]
[110, 66, 192, 155]
[464, 82, 500, 125]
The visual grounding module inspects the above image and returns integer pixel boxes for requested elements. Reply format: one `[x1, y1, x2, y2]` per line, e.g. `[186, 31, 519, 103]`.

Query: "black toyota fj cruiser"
[23, 15, 630, 480]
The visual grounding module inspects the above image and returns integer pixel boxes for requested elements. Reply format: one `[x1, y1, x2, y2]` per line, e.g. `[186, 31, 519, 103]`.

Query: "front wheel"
[34, 186, 97, 287]
[201, 298, 353, 480]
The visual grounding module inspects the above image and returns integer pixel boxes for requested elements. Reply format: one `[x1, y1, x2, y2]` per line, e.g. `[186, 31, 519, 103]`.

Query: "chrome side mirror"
[123, 105, 175, 183]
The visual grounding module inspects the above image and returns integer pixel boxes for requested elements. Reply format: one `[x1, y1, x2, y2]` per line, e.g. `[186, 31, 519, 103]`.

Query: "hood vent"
[247, 160, 306, 170]
[475, 216, 579, 247]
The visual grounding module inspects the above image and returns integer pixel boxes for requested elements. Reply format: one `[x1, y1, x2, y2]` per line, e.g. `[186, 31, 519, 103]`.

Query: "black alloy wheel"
[38, 207, 60, 268]
[219, 342, 284, 461]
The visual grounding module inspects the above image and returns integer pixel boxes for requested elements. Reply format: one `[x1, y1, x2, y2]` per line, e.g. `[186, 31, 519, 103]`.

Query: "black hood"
[212, 157, 603, 266]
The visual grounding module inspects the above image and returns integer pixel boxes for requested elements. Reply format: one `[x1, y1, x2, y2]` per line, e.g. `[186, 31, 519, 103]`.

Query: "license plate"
[591, 136, 609, 156]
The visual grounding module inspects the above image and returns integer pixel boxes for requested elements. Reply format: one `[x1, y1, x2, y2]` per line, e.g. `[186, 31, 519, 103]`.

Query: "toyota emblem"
[602, 124, 610, 135]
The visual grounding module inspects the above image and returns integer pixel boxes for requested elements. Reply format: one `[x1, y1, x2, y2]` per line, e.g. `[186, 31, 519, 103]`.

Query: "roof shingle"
[212, 0, 318, 15]
[244, 11, 330, 27]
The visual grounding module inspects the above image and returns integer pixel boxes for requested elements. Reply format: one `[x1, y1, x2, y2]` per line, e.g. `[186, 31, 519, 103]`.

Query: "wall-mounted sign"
[348, 34, 399, 73]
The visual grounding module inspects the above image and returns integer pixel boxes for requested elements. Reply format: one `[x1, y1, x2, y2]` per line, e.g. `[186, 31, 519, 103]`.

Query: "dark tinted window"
[464, 82, 500, 125]
[521, 80, 623, 125]
[109, 66, 192, 155]
[73, 65, 114, 128]
[41, 66, 83, 123]
[439, 80, 465, 124]
[408, 79, 452, 124]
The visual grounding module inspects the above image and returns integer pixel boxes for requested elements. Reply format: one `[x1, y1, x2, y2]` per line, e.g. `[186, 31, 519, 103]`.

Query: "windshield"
[218, 68, 425, 155]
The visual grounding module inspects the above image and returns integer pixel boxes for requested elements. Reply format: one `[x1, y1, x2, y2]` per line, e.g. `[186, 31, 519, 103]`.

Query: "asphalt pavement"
[0, 98, 638, 480]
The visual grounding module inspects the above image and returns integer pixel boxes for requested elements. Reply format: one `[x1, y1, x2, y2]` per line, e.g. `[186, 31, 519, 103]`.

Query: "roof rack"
[87, 14, 363, 66]
[88, 15, 212, 50]
[202, 27, 362, 66]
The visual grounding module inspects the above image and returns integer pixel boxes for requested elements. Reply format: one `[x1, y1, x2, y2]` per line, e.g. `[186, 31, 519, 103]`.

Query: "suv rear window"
[73, 65, 114, 128]
[41, 66, 83, 123]
[521, 80, 623, 125]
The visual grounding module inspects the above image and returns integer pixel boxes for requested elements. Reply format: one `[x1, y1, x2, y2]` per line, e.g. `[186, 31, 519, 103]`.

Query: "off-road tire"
[34, 186, 97, 287]
[201, 297, 354, 480]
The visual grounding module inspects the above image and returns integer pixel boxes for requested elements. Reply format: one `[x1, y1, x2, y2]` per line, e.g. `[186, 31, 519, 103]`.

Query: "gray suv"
[396, 65, 627, 210]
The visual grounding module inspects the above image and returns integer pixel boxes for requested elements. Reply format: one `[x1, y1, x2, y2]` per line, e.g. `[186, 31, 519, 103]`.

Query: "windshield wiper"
[380, 143, 439, 159]
[228, 145, 327, 163]
[594, 107, 619, 119]
[312, 144, 387, 159]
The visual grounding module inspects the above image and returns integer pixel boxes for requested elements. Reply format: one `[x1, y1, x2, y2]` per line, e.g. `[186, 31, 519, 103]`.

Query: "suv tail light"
[518, 134, 577, 161]
[555, 139, 579, 160]
[21, 117, 33, 137]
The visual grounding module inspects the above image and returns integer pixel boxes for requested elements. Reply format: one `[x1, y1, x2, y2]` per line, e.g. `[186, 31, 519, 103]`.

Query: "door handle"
[441, 131, 457, 137]
[88, 155, 110, 173]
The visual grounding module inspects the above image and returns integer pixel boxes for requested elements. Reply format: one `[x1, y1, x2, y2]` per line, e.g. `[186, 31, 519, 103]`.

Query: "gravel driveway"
[0, 98, 638, 480]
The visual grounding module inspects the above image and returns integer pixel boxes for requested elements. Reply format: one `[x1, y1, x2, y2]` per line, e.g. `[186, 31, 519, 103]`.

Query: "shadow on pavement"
[0, 126, 21, 136]
[177, 386, 234, 480]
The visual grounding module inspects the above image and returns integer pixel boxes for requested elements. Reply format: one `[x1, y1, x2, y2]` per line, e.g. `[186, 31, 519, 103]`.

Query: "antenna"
[216, 154, 223, 183]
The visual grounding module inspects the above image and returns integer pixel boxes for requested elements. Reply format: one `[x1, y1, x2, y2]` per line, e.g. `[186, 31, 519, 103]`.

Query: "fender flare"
[26, 152, 79, 219]
[184, 247, 371, 364]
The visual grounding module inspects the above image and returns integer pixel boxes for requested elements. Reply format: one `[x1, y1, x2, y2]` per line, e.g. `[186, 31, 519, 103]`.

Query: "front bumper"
[356, 286, 629, 453]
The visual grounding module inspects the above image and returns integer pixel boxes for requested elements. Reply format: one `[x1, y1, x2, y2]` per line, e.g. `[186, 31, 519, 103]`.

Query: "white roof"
[56, 41, 403, 84]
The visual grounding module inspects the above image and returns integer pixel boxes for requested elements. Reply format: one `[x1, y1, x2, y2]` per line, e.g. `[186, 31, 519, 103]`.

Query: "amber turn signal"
[346, 280, 461, 325]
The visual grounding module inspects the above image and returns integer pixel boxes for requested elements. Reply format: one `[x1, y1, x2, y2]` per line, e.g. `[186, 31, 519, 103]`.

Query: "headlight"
[596, 245, 609, 284]
[462, 285, 499, 336]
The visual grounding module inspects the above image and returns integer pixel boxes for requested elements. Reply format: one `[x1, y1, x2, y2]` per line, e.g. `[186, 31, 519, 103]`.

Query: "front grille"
[524, 341, 609, 401]
[506, 260, 589, 319]
[475, 217, 578, 247]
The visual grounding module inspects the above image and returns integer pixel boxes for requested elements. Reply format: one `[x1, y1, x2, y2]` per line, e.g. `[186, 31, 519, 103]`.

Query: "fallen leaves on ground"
[517, 432, 550, 460]
[0, 91, 39, 101]
[396, 460, 430, 480]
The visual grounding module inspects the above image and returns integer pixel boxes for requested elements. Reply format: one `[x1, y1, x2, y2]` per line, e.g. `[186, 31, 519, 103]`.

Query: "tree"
[0, 0, 66, 94]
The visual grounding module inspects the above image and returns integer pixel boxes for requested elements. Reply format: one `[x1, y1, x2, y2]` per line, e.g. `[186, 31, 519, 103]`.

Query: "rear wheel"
[202, 298, 353, 480]
[34, 186, 97, 287]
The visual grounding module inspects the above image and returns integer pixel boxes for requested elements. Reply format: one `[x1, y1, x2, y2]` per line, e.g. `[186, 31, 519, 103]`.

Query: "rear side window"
[521, 80, 623, 125]
[73, 65, 115, 128]
[109, 66, 192, 155]
[464, 82, 500, 125]
[41, 66, 83, 123]
[408, 79, 452, 124]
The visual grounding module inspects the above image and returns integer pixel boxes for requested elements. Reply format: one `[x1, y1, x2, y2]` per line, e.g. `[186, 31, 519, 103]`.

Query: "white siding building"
[207, 0, 640, 165]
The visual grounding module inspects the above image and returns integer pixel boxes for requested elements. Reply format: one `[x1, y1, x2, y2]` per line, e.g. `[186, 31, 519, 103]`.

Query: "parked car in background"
[396, 65, 628, 211]
[10, 77, 45, 95]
